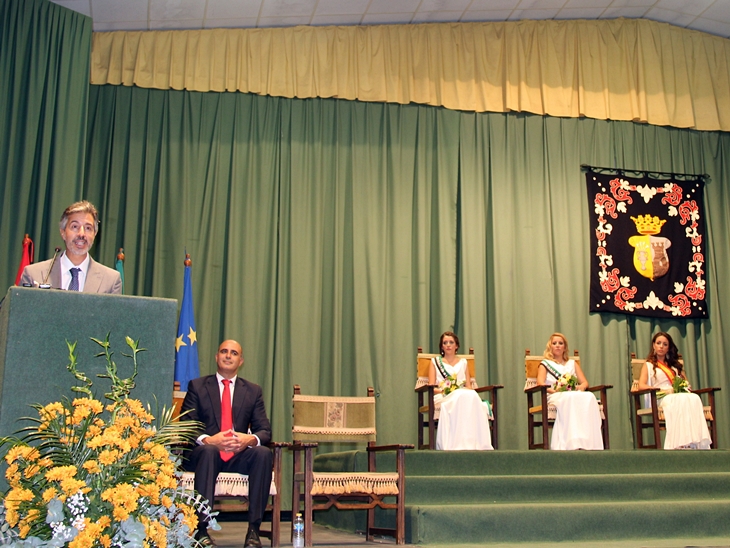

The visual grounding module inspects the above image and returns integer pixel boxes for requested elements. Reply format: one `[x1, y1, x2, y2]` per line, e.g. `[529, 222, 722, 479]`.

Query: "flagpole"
[115, 248, 125, 294]
[14, 234, 34, 285]
[174, 252, 200, 392]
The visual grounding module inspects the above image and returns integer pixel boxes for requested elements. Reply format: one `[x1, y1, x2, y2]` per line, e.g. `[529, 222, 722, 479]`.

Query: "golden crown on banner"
[630, 214, 666, 235]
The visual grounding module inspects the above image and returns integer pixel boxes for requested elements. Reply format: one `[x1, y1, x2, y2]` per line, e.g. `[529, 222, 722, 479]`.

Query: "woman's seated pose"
[636, 332, 711, 450]
[537, 333, 603, 450]
[428, 331, 493, 451]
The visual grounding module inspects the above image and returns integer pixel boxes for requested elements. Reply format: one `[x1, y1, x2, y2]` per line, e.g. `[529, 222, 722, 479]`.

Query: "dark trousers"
[184, 444, 273, 533]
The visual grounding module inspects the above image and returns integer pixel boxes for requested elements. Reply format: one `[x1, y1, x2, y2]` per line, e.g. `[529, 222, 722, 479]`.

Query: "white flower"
[668, 206, 678, 217]
[688, 260, 703, 273]
[643, 291, 664, 310]
[685, 226, 699, 240]
[620, 276, 630, 287]
[674, 282, 685, 293]
[625, 302, 636, 311]
[636, 185, 657, 203]
[617, 202, 627, 213]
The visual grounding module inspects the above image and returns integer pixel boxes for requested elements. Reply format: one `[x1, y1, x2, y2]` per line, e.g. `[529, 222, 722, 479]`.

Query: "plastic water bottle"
[292, 513, 304, 548]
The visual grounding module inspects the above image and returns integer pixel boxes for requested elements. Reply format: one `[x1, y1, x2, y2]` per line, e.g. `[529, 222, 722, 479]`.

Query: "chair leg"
[396, 448, 406, 544]
[491, 391, 498, 450]
[651, 394, 661, 449]
[271, 448, 282, 547]
[601, 391, 610, 450]
[304, 448, 314, 548]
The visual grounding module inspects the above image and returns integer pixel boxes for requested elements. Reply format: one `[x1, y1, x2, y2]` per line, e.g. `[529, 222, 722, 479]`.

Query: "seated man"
[181, 340, 273, 547]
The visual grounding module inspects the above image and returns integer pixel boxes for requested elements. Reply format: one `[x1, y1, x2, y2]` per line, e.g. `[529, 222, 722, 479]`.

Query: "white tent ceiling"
[49, 0, 730, 39]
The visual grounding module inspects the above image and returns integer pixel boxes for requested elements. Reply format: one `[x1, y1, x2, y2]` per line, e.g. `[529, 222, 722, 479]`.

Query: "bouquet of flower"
[439, 374, 465, 397]
[672, 375, 691, 394]
[0, 335, 217, 548]
[553, 373, 578, 392]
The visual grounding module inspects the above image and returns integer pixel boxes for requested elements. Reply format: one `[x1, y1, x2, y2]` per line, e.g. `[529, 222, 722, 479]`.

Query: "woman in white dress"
[428, 331, 493, 451]
[637, 332, 711, 450]
[537, 333, 603, 450]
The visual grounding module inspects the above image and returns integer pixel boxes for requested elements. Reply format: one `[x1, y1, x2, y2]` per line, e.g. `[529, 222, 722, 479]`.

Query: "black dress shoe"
[244, 527, 262, 547]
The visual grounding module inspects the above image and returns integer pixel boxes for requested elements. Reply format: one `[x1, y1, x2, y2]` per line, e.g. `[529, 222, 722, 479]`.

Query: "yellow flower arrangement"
[0, 335, 216, 547]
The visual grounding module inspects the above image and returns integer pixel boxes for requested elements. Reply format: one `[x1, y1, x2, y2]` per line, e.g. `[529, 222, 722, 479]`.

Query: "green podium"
[0, 287, 178, 439]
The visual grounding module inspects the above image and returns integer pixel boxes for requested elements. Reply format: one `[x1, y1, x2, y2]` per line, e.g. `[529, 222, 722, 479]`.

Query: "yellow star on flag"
[188, 327, 197, 345]
[175, 334, 187, 352]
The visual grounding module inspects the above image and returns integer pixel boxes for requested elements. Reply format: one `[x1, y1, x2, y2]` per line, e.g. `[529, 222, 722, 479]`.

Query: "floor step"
[405, 472, 730, 504]
[406, 500, 730, 544]
[312, 450, 730, 544]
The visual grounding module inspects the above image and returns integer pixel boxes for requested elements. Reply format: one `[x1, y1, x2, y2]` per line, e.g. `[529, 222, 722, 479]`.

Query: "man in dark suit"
[19, 200, 122, 293]
[181, 340, 273, 547]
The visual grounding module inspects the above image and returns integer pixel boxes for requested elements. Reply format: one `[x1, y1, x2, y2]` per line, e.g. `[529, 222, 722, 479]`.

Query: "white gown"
[432, 358, 493, 451]
[544, 359, 604, 450]
[644, 362, 711, 450]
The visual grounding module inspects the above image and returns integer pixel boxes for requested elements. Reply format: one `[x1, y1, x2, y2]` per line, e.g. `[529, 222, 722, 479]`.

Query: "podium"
[0, 287, 178, 439]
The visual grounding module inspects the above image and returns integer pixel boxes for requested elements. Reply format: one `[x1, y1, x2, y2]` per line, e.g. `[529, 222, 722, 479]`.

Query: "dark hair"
[646, 331, 683, 375]
[439, 331, 460, 356]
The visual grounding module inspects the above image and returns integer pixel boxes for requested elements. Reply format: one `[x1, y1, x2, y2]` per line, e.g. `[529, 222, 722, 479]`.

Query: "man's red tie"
[220, 379, 234, 461]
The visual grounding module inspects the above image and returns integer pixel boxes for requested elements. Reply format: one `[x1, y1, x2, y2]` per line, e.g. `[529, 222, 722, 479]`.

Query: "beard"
[66, 237, 91, 256]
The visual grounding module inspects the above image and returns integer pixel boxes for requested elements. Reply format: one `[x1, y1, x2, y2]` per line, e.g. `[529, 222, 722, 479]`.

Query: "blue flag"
[174, 254, 199, 391]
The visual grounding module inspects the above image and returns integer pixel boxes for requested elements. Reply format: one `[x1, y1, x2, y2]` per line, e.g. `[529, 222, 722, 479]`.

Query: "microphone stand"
[39, 247, 62, 289]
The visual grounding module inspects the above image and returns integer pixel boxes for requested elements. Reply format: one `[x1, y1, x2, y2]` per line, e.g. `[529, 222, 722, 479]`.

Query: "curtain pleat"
[92, 19, 730, 131]
[0, 0, 92, 280]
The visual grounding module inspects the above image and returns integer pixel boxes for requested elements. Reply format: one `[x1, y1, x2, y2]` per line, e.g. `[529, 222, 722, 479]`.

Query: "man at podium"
[18, 200, 122, 293]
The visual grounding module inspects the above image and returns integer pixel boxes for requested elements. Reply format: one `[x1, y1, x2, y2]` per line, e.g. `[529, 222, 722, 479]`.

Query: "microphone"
[39, 247, 62, 289]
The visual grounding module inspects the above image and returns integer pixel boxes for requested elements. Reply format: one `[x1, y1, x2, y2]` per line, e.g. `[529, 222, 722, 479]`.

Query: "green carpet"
[312, 450, 730, 544]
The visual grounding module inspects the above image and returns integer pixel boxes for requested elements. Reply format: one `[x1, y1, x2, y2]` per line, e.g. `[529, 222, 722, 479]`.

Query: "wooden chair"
[414, 347, 503, 450]
[524, 350, 612, 450]
[291, 385, 413, 546]
[630, 353, 720, 449]
[173, 382, 286, 547]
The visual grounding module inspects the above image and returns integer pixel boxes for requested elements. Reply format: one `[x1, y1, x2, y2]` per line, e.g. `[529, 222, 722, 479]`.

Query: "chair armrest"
[475, 384, 504, 393]
[415, 384, 435, 393]
[290, 442, 319, 452]
[693, 387, 721, 395]
[367, 444, 414, 452]
[525, 385, 548, 394]
[267, 441, 291, 448]
[631, 387, 660, 396]
[588, 384, 613, 391]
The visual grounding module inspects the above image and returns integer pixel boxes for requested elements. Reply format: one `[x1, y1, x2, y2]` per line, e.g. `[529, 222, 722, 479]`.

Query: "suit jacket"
[19, 254, 122, 294]
[181, 375, 272, 447]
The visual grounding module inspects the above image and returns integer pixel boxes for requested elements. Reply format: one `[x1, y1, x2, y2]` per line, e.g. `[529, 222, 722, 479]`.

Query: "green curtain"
[82, 84, 730, 452]
[0, 0, 92, 280]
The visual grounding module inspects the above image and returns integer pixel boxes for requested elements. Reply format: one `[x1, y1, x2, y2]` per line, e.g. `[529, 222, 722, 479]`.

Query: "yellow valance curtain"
[91, 19, 730, 131]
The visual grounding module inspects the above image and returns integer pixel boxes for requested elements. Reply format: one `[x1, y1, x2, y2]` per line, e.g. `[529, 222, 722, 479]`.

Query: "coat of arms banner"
[586, 169, 707, 319]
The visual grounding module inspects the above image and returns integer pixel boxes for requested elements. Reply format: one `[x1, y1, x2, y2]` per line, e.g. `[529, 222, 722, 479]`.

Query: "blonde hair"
[543, 332, 569, 361]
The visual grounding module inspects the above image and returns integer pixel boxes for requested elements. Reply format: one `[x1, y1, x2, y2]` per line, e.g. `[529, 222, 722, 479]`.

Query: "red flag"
[14, 234, 34, 285]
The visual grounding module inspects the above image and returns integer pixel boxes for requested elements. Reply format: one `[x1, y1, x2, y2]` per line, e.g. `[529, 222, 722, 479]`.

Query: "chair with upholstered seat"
[629, 353, 720, 449]
[414, 347, 503, 450]
[291, 385, 412, 546]
[173, 382, 285, 546]
[524, 350, 612, 449]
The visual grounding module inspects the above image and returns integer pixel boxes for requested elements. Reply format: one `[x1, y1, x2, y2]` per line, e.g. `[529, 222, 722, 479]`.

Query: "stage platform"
[312, 449, 730, 545]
